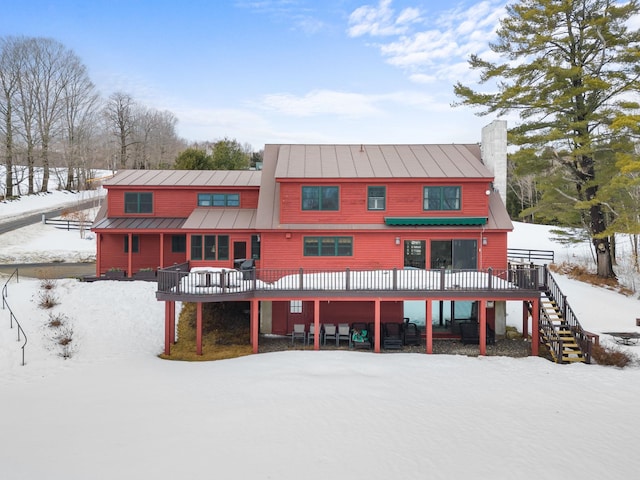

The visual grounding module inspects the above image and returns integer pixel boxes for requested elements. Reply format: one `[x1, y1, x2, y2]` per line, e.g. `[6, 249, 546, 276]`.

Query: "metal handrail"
[508, 248, 555, 263]
[157, 264, 544, 298]
[2, 268, 27, 366]
[541, 268, 595, 364]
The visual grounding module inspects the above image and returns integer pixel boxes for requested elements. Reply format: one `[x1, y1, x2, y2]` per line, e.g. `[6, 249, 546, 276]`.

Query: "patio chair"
[337, 323, 351, 347]
[459, 321, 495, 345]
[351, 322, 372, 349]
[291, 324, 306, 344]
[382, 322, 403, 349]
[403, 320, 421, 346]
[323, 324, 337, 346]
[307, 323, 318, 345]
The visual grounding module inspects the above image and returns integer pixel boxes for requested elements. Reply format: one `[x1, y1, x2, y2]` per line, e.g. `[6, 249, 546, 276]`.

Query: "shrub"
[38, 291, 59, 309]
[38, 270, 57, 289]
[47, 312, 67, 328]
[591, 344, 636, 368]
[56, 325, 75, 359]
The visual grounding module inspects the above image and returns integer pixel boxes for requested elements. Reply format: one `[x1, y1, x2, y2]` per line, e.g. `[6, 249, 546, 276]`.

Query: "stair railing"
[542, 268, 595, 364]
[538, 304, 564, 363]
[2, 268, 27, 366]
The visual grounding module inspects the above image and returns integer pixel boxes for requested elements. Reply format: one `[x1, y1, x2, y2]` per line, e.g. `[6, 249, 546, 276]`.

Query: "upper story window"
[197, 193, 240, 207]
[423, 186, 461, 211]
[367, 186, 386, 210]
[302, 186, 339, 211]
[124, 192, 153, 214]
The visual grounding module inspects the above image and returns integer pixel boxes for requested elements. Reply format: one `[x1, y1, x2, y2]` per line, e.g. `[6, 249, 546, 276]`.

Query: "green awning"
[384, 217, 488, 226]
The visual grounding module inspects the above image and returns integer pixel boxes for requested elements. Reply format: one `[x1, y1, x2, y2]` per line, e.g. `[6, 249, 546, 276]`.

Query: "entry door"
[233, 241, 247, 260]
[404, 240, 426, 269]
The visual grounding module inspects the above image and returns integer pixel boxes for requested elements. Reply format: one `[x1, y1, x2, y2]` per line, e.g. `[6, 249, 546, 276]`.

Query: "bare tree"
[103, 92, 136, 169]
[59, 57, 99, 190]
[0, 37, 21, 198]
[29, 38, 88, 192]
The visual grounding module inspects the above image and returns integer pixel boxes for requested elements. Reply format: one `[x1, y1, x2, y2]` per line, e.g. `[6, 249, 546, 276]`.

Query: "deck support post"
[127, 232, 133, 278]
[251, 299, 259, 353]
[479, 299, 487, 356]
[426, 300, 432, 354]
[196, 302, 203, 355]
[164, 301, 172, 355]
[159, 233, 165, 269]
[374, 299, 381, 353]
[314, 300, 320, 350]
[169, 301, 176, 344]
[522, 302, 529, 340]
[531, 297, 539, 356]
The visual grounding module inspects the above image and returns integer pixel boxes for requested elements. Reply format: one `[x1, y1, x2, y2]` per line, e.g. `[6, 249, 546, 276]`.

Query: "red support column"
[374, 299, 381, 353]
[531, 297, 539, 356]
[313, 300, 320, 350]
[96, 233, 102, 276]
[251, 299, 259, 354]
[196, 302, 203, 355]
[164, 301, 172, 355]
[127, 232, 133, 278]
[522, 302, 529, 339]
[169, 302, 176, 344]
[159, 233, 165, 269]
[479, 299, 487, 356]
[426, 300, 433, 354]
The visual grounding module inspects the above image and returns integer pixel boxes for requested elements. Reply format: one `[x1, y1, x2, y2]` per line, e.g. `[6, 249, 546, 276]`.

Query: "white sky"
[1, 183, 640, 478]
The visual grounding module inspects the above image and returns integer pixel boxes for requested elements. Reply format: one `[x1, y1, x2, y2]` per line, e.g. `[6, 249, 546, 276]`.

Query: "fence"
[43, 215, 93, 231]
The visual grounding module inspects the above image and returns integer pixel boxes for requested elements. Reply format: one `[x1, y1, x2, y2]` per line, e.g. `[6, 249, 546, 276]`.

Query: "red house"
[93, 121, 542, 357]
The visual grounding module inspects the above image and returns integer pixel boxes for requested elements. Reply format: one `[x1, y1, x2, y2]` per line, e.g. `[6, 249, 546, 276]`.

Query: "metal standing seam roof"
[271, 144, 491, 180]
[182, 208, 257, 230]
[92, 217, 187, 230]
[103, 169, 262, 187]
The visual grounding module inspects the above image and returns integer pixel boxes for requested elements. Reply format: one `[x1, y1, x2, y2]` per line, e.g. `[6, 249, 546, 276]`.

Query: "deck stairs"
[539, 292, 585, 363]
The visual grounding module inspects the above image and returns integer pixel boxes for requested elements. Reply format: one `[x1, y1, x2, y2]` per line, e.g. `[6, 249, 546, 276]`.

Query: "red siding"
[480, 233, 508, 270]
[107, 186, 259, 217]
[279, 181, 491, 225]
[260, 230, 504, 271]
[99, 233, 187, 275]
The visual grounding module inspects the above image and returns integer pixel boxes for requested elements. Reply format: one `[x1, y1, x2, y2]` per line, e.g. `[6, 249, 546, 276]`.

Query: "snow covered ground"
[2, 194, 640, 479]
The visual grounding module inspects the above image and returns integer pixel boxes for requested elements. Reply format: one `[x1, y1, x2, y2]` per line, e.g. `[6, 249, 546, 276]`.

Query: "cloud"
[348, 0, 422, 37]
[234, 0, 328, 34]
[257, 90, 381, 117]
[347, 1, 506, 83]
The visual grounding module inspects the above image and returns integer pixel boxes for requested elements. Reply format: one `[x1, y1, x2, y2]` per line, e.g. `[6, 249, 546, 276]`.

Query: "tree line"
[0, 36, 262, 199]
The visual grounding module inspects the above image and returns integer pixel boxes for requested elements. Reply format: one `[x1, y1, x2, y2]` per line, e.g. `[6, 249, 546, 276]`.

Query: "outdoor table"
[603, 332, 640, 346]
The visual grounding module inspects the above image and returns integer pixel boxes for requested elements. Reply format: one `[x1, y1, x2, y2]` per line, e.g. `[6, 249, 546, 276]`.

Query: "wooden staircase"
[539, 293, 585, 363]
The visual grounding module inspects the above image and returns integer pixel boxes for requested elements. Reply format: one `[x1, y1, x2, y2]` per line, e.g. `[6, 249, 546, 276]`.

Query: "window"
[218, 235, 229, 260]
[251, 234, 261, 260]
[191, 235, 202, 260]
[171, 235, 186, 253]
[423, 186, 461, 210]
[124, 235, 139, 253]
[302, 186, 339, 211]
[368, 186, 386, 210]
[303, 237, 352, 256]
[197, 193, 240, 207]
[204, 235, 216, 260]
[290, 300, 303, 314]
[430, 239, 477, 270]
[190, 235, 229, 261]
[124, 192, 153, 213]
